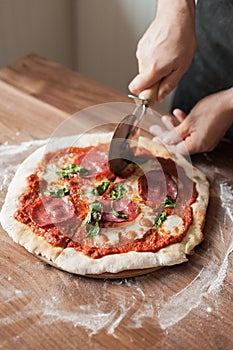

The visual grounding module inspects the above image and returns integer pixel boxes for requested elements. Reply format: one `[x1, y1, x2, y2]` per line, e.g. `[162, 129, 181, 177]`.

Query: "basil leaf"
[43, 187, 69, 198]
[92, 181, 110, 196]
[56, 170, 69, 178]
[85, 207, 101, 224]
[109, 183, 127, 201]
[88, 201, 102, 215]
[112, 209, 128, 219]
[57, 163, 89, 178]
[86, 221, 100, 239]
[85, 201, 102, 238]
[154, 211, 168, 229]
[160, 195, 176, 209]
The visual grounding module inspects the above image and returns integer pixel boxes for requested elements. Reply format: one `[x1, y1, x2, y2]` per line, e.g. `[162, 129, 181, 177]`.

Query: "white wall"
[74, 0, 173, 111]
[0, 0, 74, 69]
[0, 0, 173, 112]
[74, 0, 156, 93]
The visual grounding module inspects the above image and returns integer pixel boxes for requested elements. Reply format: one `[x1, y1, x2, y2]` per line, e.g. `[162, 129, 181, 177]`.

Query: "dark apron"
[172, 0, 233, 139]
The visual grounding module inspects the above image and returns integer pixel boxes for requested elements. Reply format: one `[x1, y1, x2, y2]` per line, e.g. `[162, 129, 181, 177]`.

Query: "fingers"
[161, 110, 186, 129]
[128, 74, 145, 96]
[150, 117, 178, 148]
[172, 137, 194, 155]
[161, 115, 179, 129]
[128, 64, 172, 98]
[150, 116, 190, 150]
[157, 69, 183, 102]
[162, 122, 190, 144]
[150, 108, 192, 155]
[172, 108, 187, 122]
[149, 124, 165, 136]
[150, 122, 195, 155]
[152, 133, 195, 155]
[129, 69, 185, 103]
[150, 113, 183, 140]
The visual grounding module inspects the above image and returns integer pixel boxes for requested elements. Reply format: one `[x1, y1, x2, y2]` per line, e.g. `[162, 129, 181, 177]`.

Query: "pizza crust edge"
[0, 133, 209, 275]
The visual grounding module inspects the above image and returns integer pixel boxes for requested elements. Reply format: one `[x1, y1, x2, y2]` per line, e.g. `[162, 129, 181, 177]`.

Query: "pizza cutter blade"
[108, 84, 159, 177]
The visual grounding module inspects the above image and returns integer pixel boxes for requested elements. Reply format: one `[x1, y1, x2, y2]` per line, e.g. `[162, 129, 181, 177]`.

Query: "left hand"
[150, 89, 233, 154]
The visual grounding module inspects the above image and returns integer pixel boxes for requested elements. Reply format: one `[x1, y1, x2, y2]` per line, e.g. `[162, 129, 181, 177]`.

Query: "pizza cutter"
[108, 84, 159, 177]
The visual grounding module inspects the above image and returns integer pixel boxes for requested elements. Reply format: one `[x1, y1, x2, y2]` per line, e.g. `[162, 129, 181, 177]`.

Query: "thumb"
[128, 73, 160, 96]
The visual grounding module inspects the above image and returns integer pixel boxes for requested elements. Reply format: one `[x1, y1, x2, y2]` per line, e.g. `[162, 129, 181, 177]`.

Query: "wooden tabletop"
[0, 55, 233, 350]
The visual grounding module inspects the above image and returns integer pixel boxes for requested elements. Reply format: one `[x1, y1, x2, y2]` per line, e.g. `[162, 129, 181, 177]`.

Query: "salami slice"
[30, 196, 75, 227]
[100, 198, 139, 223]
[138, 170, 177, 207]
[74, 145, 113, 179]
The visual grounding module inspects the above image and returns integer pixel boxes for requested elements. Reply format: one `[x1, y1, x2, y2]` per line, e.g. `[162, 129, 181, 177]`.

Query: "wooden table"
[0, 55, 233, 350]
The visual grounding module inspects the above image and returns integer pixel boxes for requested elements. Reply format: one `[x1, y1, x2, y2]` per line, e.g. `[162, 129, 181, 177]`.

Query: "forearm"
[219, 87, 233, 126]
[156, 0, 196, 25]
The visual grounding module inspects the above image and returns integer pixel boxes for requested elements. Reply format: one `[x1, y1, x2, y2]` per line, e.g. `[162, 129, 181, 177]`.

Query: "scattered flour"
[42, 299, 120, 336]
[0, 139, 47, 160]
[156, 181, 233, 329]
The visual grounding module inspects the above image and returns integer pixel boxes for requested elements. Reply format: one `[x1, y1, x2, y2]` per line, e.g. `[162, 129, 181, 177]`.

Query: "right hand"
[150, 88, 233, 154]
[129, 0, 197, 102]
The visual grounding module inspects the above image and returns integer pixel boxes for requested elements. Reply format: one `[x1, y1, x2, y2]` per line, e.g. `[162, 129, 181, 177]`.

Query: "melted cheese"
[158, 215, 184, 236]
[39, 164, 60, 184]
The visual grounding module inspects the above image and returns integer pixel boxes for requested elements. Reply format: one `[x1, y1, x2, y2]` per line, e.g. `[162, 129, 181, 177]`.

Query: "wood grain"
[0, 55, 233, 350]
[0, 54, 128, 114]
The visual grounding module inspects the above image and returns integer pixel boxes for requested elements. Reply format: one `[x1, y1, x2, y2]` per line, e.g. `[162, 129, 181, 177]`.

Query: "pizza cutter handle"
[138, 83, 160, 106]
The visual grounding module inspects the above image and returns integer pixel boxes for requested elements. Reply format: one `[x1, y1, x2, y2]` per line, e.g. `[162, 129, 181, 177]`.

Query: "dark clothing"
[172, 0, 233, 139]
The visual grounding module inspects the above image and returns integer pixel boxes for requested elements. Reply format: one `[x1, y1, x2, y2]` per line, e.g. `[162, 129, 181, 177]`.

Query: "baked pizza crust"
[0, 133, 209, 276]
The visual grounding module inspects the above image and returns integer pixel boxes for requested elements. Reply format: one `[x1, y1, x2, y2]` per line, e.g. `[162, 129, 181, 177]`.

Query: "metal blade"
[108, 100, 147, 177]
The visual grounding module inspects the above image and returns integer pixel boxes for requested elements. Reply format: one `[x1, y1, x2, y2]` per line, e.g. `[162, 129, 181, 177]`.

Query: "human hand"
[129, 0, 196, 102]
[150, 89, 233, 154]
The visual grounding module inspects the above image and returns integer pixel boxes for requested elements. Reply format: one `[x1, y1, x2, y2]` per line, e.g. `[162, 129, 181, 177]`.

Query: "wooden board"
[0, 55, 233, 350]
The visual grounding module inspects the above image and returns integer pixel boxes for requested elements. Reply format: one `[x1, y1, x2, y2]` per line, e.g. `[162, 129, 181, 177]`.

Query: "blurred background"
[0, 0, 173, 111]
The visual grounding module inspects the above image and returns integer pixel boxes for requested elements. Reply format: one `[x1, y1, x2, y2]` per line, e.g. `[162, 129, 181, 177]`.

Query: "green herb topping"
[109, 183, 127, 201]
[111, 208, 129, 219]
[92, 181, 111, 196]
[43, 187, 69, 198]
[85, 201, 102, 239]
[57, 163, 89, 178]
[86, 221, 100, 239]
[154, 211, 168, 229]
[160, 195, 176, 209]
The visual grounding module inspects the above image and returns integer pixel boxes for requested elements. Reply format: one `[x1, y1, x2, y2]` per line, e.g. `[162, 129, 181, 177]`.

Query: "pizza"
[0, 133, 209, 277]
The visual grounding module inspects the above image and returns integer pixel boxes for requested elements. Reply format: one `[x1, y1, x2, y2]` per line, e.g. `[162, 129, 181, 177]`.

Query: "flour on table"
[0, 139, 47, 207]
[156, 180, 233, 329]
